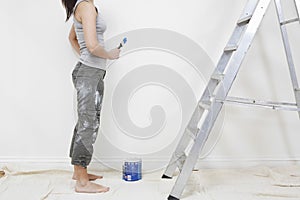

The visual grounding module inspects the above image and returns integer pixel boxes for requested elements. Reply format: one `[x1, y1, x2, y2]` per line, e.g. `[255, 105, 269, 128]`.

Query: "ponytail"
[61, 0, 77, 22]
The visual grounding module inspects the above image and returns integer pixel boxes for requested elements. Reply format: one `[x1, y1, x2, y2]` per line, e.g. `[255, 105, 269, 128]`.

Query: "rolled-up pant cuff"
[71, 158, 91, 168]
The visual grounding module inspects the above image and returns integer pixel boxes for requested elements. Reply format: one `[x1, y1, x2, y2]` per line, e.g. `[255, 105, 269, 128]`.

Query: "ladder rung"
[199, 101, 211, 110]
[211, 73, 225, 81]
[237, 0, 259, 25]
[237, 15, 252, 25]
[224, 45, 238, 52]
[175, 153, 187, 171]
[280, 17, 299, 25]
[186, 128, 196, 140]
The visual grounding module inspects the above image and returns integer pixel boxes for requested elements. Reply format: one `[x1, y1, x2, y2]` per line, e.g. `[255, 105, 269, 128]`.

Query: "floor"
[0, 164, 300, 200]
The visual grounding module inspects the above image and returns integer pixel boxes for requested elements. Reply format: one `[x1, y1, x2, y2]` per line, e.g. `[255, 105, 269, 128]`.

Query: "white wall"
[0, 0, 300, 169]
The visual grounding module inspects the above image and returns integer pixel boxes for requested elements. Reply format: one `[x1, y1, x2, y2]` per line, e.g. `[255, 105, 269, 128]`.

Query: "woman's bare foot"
[75, 181, 110, 193]
[72, 173, 103, 181]
[73, 165, 109, 193]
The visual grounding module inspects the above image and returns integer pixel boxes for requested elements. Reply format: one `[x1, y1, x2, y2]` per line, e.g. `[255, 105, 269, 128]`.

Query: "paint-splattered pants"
[69, 62, 106, 168]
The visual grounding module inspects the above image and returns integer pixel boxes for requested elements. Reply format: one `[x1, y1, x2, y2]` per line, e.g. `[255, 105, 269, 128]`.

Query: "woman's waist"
[79, 54, 107, 70]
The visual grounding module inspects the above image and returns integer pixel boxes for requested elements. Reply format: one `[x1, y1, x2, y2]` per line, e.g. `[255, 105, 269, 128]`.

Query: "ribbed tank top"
[73, 0, 107, 70]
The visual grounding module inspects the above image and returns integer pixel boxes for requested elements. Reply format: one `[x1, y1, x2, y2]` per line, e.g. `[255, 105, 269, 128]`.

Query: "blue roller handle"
[118, 37, 127, 49]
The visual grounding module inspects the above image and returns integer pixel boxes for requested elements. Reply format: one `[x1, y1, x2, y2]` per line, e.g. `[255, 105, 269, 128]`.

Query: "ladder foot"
[168, 195, 179, 200]
[162, 174, 172, 179]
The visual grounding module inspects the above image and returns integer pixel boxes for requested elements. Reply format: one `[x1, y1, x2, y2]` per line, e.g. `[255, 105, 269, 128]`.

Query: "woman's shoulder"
[74, 0, 95, 14]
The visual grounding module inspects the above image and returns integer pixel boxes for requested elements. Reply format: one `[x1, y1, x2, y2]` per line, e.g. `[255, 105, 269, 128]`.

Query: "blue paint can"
[122, 158, 142, 181]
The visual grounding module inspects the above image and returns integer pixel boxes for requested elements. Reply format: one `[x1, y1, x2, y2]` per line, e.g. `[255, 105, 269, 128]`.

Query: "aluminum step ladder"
[162, 0, 300, 199]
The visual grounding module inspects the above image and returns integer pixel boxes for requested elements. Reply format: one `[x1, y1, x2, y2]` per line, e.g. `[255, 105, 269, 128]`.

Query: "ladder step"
[199, 101, 211, 110]
[237, 15, 252, 25]
[294, 87, 300, 92]
[237, 0, 259, 25]
[224, 45, 238, 52]
[280, 17, 299, 25]
[186, 128, 196, 140]
[176, 153, 187, 171]
[211, 73, 225, 81]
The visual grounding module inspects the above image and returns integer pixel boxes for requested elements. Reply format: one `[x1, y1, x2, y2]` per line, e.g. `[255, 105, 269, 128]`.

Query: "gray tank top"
[73, 0, 107, 70]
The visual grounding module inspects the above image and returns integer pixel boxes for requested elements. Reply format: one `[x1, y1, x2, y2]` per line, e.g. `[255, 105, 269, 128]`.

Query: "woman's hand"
[107, 48, 121, 60]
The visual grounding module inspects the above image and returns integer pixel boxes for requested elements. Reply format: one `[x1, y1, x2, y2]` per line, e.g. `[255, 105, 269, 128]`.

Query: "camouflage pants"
[69, 62, 106, 168]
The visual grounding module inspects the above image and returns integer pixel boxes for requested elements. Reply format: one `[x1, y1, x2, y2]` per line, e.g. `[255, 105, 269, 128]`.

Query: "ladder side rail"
[200, 0, 261, 103]
[221, 0, 272, 94]
[274, 0, 300, 118]
[294, 0, 300, 22]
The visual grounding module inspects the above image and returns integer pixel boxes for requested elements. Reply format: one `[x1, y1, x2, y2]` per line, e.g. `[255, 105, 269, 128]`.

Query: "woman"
[61, 0, 120, 193]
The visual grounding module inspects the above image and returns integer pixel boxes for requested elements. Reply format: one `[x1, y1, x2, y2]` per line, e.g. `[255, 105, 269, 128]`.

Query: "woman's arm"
[69, 24, 80, 56]
[75, 1, 120, 59]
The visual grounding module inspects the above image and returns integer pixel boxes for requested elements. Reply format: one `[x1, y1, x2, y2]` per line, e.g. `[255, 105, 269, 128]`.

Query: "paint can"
[122, 158, 142, 181]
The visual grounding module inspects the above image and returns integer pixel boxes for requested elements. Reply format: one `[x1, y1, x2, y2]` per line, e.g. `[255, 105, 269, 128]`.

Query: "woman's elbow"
[86, 45, 95, 53]
[68, 36, 77, 45]
[69, 35, 77, 42]
[86, 43, 102, 54]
